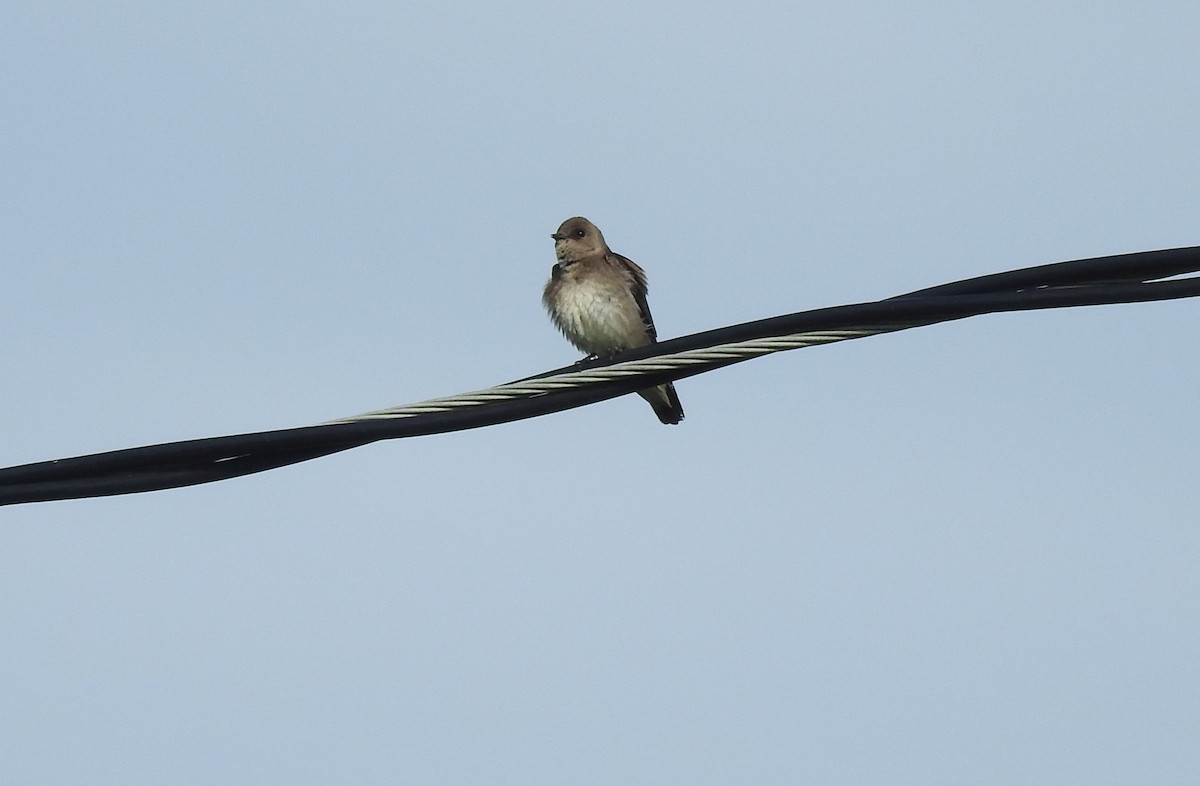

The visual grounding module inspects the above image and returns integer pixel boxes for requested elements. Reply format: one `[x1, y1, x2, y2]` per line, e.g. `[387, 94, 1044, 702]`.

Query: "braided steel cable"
[329, 327, 897, 423]
[2, 245, 1198, 506]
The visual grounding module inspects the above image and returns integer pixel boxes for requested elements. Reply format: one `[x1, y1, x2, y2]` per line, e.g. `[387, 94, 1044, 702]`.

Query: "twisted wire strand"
[330, 326, 900, 423]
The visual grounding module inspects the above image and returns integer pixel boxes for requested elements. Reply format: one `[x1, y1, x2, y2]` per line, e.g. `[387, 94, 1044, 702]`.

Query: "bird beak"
[551, 233, 564, 241]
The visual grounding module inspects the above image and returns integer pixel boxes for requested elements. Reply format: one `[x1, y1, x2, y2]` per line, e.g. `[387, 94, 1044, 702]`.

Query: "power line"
[2, 245, 1198, 507]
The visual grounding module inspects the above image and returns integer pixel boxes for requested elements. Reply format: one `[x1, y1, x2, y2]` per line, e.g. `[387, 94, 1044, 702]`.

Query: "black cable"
[2, 246, 1198, 507]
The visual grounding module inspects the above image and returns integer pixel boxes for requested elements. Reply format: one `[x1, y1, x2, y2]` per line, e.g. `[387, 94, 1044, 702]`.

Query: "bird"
[542, 216, 685, 425]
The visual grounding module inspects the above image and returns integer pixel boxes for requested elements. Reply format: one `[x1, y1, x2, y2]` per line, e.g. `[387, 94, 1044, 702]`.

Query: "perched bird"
[543, 216, 685, 425]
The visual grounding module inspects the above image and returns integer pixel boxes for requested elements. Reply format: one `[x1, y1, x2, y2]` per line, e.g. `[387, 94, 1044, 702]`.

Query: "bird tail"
[638, 383, 685, 425]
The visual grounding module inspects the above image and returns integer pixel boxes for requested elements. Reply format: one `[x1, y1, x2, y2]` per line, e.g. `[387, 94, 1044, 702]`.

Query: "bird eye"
[574, 229, 586, 238]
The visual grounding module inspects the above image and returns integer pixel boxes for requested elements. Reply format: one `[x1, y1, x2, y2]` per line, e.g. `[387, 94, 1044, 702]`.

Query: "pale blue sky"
[3, 2, 1199, 783]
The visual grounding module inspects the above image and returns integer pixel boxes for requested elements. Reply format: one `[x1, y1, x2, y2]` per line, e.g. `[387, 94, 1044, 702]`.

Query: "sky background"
[3, 2, 1199, 783]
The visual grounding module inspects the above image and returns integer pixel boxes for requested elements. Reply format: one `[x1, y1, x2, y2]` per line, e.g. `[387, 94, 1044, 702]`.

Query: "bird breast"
[549, 271, 646, 355]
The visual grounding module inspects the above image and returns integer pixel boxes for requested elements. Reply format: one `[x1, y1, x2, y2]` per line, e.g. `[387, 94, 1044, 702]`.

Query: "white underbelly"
[555, 283, 642, 355]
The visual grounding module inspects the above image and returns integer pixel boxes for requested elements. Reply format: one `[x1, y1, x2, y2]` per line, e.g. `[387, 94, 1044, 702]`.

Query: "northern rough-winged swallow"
[543, 216, 685, 425]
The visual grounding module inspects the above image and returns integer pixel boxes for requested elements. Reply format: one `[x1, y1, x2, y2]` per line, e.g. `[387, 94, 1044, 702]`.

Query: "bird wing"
[610, 252, 657, 341]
